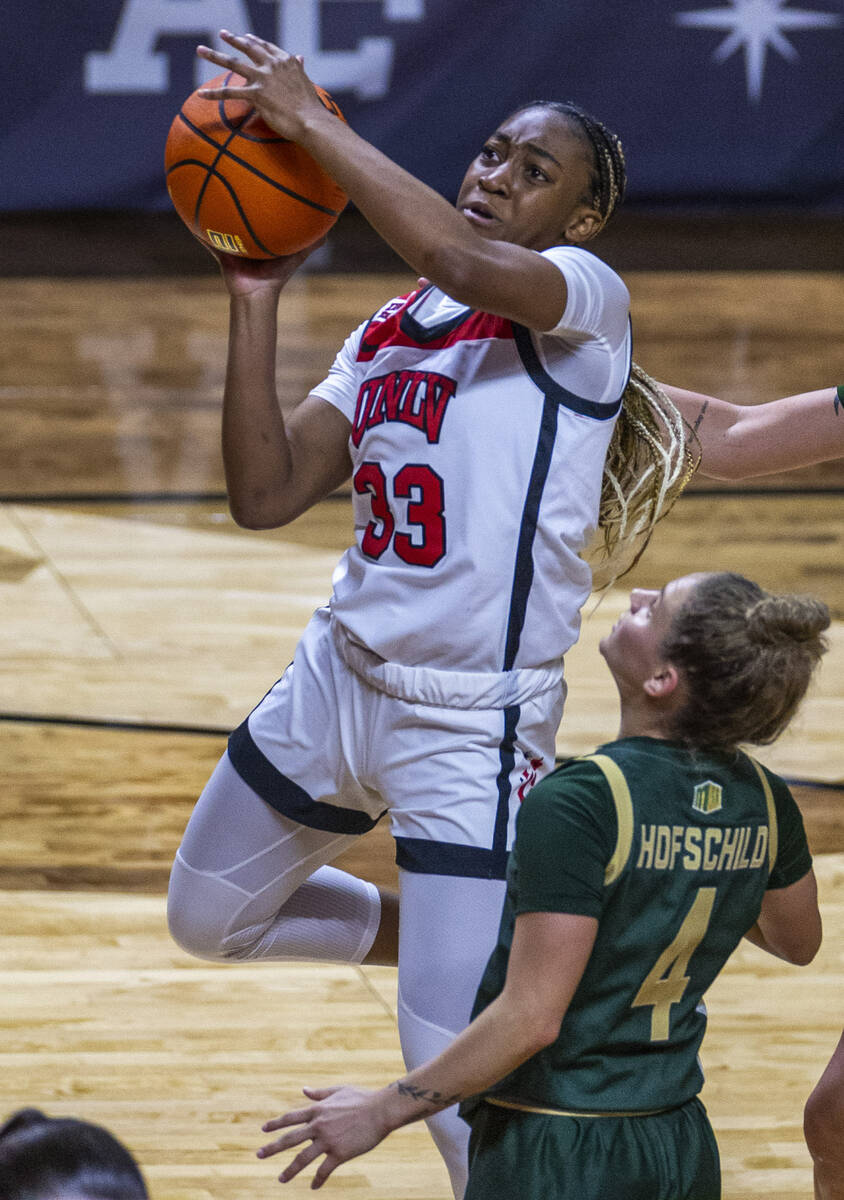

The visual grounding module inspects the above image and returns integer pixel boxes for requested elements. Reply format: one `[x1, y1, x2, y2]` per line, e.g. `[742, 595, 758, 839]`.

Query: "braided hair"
[511, 101, 698, 584]
[587, 364, 701, 589]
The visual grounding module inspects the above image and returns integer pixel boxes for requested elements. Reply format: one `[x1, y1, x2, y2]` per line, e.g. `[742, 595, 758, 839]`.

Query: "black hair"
[0, 1109, 148, 1200]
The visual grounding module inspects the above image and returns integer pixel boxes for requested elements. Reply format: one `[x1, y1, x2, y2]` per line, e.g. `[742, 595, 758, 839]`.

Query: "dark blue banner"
[8, 0, 843, 211]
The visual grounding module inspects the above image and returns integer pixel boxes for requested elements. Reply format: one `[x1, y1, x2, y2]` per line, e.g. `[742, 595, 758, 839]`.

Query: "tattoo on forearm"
[393, 1081, 462, 1108]
[692, 400, 709, 433]
[835, 385, 843, 415]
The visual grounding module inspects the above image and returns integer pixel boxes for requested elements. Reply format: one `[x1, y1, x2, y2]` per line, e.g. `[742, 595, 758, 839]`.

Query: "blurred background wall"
[4, 0, 843, 276]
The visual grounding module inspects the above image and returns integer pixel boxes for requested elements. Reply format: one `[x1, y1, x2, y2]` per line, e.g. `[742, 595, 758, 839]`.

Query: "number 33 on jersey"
[312, 262, 630, 675]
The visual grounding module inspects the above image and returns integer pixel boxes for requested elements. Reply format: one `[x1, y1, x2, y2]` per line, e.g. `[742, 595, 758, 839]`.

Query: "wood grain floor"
[1, 268, 842, 1198]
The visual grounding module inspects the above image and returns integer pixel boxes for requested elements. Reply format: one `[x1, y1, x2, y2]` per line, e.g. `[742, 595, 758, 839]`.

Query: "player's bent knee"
[166, 894, 228, 961]
[166, 856, 236, 961]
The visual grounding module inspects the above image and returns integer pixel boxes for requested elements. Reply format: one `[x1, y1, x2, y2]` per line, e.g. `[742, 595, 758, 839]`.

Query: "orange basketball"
[164, 71, 348, 259]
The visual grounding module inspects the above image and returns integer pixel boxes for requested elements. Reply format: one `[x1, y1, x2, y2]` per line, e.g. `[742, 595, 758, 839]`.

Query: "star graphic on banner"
[675, 0, 841, 102]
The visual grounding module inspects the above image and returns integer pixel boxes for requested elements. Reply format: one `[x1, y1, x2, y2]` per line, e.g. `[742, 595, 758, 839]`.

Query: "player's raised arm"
[661, 383, 843, 480]
[213, 248, 352, 529]
[195, 32, 623, 332]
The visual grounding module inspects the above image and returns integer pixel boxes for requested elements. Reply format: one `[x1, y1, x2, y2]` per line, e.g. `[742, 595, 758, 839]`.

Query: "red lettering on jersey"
[352, 370, 457, 447]
[351, 379, 377, 441]
[517, 757, 545, 802]
[371, 370, 414, 429]
[397, 372, 427, 433]
[423, 374, 455, 442]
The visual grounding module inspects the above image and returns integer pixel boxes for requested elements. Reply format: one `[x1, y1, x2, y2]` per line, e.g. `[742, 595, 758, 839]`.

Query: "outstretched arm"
[257, 911, 598, 1188]
[661, 384, 843, 480]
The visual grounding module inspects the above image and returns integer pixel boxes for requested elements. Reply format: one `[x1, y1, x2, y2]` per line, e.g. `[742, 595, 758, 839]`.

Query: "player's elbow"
[773, 924, 822, 966]
[804, 1066, 844, 1172]
[495, 993, 562, 1060]
[229, 503, 275, 530]
[757, 873, 823, 966]
[697, 414, 770, 481]
[517, 1003, 565, 1056]
[786, 935, 822, 966]
[697, 443, 748, 481]
[697, 459, 740, 482]
[506, 1022, 559, 1062]
[228, 495, 295, 530]
[534, 1017, 565, 1052]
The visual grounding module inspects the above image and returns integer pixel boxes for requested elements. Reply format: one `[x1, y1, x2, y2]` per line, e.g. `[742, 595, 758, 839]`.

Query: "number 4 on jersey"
[632, 886, 716, 1041]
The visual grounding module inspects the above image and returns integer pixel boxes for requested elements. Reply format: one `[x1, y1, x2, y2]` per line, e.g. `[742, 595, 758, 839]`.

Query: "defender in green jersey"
[461, 736, 811, 1199]
[257, 571, 828, 1198]
[468, 738, 812, 1115]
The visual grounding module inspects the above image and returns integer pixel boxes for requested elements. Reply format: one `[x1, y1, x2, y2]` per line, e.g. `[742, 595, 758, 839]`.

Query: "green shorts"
[463, 1095, 720, 1200]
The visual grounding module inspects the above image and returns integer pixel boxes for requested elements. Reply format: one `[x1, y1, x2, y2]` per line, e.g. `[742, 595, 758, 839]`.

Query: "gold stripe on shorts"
[486, 1096, 674, 1118]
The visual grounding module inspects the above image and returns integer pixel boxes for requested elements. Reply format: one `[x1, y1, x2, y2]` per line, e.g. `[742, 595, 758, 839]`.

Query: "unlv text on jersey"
[351, 370, 457, 447]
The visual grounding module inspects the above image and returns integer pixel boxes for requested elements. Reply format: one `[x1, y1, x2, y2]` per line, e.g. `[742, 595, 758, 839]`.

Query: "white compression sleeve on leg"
[395, 870, 508, 1199]
[397, 988, 470, 1200]
[219, 865, 382, 962]
[168, 752, 382, 964]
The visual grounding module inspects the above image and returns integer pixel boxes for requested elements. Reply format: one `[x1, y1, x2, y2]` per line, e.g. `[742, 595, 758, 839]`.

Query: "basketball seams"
[200, 166, 275, 256]
[193, 122, 241, 236]
[164, 160, 273, 255]
[170, 111, 342, 216]
[217, 102, 288, 145]
[194, 100, 276, 254]
[165, 71, 347, 258]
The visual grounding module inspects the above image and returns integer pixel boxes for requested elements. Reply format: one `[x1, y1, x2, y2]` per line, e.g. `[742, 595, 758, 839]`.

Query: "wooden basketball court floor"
[1, 258, 842, 1198]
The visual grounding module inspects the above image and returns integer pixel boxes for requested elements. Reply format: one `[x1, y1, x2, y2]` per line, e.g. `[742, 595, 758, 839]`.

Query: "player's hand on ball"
[209, 237, 326, 298]
[197, 31, 328, 143]
[258, 1085, 392, 1188]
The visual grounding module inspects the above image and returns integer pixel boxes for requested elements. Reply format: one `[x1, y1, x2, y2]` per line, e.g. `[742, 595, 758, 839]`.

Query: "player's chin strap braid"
[586, 363, 701, 592]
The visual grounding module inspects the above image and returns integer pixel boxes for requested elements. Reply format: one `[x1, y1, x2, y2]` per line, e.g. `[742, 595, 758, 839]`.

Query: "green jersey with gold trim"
[464, 736, 812, 1115]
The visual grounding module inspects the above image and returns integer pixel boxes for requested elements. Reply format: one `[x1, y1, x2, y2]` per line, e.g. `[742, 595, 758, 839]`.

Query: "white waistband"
[331, 617, 564, 710]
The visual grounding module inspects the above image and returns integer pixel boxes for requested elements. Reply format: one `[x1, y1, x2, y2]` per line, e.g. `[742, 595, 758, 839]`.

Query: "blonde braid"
[505, 105, 695, 589]
[586, 363, 701, 590]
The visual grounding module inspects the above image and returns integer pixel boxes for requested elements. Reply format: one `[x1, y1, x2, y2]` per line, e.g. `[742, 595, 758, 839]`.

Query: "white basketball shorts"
[227, 607, 566, 878]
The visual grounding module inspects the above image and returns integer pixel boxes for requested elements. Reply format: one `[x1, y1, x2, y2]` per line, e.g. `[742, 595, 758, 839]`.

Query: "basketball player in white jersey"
[167, 31, 844, 1196]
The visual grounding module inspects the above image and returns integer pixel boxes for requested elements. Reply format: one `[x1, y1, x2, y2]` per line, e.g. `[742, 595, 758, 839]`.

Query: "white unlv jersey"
[312, 246, 631, 674]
